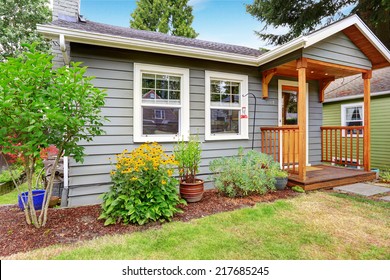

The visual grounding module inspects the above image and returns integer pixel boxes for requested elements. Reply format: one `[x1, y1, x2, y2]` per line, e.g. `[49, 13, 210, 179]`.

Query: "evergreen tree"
[0, 0, 52, 60]
[246, 0, 390, 48]
[130, 0, 198, 38]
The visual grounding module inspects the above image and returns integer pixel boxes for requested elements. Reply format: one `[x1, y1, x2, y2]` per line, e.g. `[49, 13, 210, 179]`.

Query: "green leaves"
[100, 145, 185, 226]
[0, 49, 106, 165]
[130, 0, 198, 38]
[0, 0, 51, 60]
[210, 150, 277, 198]
[173, 135, 202, 183]
[246, 0, 390, 48]
[0, 48, 106, 227]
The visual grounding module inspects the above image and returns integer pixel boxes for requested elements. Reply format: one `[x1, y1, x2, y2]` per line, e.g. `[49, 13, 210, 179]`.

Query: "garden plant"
[210, 149, 280, 197]
[0, 46, 106, 228]
[99, 143, 186, 225]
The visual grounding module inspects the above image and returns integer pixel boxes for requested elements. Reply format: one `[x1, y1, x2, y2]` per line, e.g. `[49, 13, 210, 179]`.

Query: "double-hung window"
[134, 63, 189, 142]
[341, 103, 364, 136]
[205, 71, 249, 140]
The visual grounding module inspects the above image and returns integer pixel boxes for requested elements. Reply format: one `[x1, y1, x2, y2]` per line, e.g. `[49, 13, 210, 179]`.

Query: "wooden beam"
[262, 68, 277, 99]
[305, 58, 369, 74]
[319, 78, 335, 103]
[363, 70, 372, 171]
[297, 58, 307, 180]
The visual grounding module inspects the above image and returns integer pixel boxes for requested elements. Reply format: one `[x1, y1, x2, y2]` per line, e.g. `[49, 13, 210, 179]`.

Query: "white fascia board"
[37, 24, 259, 66]
[255, 36, 307, 66]
[324, 90, 390, 103]
[303, 16, 360, 48]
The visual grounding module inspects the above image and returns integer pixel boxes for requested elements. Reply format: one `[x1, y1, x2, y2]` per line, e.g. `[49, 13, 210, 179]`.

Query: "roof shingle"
[325, 67, 390, 100]
[50, 19, 263, 57]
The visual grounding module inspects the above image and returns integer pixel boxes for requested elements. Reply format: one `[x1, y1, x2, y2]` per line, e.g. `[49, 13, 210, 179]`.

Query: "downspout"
[60, 156, 69, 207]
[59, 34, 70, 66]
[59, 33, 70, 207]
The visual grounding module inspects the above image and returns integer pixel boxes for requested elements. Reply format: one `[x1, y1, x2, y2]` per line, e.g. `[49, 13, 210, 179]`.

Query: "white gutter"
[324, 90, 390, 103]
[37, 24, 260, 67]
[256, 36, 308, 66]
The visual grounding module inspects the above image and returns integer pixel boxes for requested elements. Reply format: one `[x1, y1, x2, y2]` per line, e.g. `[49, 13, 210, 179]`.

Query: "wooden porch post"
[363, 70, 372, 171]
[297, 58, 307, 180]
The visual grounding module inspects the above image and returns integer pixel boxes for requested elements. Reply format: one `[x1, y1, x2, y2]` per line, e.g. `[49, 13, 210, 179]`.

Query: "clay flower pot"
[179, 179, 204, 203]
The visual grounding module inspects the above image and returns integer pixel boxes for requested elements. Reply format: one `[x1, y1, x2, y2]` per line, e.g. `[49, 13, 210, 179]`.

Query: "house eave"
[37, 24, 260, 67]
[37, 15, 390, 70]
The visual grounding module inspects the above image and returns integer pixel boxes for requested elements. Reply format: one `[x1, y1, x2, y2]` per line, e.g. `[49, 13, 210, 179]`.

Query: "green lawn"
[6, 192, 390, 260]
[0, 183, 27, 205]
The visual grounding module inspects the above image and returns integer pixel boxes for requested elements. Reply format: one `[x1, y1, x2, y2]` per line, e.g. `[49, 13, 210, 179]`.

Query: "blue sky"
[80, 0, 284, 49]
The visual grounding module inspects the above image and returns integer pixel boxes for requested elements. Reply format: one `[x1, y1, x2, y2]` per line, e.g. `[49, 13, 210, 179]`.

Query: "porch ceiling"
[273, 58, 365, 81]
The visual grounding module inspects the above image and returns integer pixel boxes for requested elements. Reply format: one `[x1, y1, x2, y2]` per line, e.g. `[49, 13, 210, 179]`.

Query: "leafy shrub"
[291, 186, 305, 193]
[173, 135, 202, 183]
[99, 143, 185, 225]
[379, 168, 390, 183]
[209, 149, 278, 197]
[0, 165, 24, 183]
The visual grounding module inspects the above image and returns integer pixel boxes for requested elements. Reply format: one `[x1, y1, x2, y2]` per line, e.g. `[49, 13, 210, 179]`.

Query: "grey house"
[39, 1, 390, 206]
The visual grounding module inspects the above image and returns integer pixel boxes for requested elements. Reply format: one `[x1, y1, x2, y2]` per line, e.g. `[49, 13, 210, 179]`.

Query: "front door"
[281, 85, 299, 168]
[278, 80, 309, 168]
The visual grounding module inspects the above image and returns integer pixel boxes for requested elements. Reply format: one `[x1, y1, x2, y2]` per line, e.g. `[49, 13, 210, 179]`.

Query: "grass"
[5, 192, 390, 260]
[0, 169, 44, 205]
[0, 183, 27, 205]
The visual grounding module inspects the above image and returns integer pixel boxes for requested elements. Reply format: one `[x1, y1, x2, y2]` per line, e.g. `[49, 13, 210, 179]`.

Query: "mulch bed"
[0, 189, 298, 257]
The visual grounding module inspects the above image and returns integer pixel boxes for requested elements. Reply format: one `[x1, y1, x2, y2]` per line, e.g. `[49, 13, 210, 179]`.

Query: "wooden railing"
[320, 126, 364, 168]
[261, 126, 299, 173]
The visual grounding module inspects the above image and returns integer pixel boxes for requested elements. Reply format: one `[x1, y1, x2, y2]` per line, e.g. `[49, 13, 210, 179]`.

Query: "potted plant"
[271, 169, 288, 190]
[174, 135, 204, 202]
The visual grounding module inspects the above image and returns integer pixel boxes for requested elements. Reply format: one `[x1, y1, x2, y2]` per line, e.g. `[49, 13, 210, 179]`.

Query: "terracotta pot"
[179, 179, 204, 203]
[49, 196, 61, 208]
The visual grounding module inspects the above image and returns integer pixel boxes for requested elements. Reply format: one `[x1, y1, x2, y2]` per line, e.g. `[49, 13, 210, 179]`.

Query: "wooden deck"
[287, 165, 376, 191]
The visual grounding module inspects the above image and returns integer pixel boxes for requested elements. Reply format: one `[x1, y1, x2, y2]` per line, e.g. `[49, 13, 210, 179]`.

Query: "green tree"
[0, 0, 51, 60]
[130, 0, 198, 38]
[0, 47, 106, 228]
[246, 0, 390, 48]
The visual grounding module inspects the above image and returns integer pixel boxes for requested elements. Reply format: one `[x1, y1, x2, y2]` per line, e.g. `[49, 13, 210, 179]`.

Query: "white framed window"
[341, 103, 364, 137]
[133, 63, 190, 142]
[205, 71, 249, 140]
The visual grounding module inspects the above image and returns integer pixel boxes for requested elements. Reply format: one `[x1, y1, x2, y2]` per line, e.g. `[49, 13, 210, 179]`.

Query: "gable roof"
[324, 67, 390, 103]
[37, 15, 390, 68]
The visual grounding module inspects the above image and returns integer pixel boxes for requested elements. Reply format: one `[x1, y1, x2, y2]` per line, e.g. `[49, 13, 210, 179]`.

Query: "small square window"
[341, 103, 364, 137]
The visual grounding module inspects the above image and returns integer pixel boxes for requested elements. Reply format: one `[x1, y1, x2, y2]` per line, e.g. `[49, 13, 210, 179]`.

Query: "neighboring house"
[37, 1, 390, 206]
[324, 67, 390, 170]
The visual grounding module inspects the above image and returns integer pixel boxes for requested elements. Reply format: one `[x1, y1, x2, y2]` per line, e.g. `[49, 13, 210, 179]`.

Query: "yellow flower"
[167, 170, 173, 176]
[161, 179, 167, 185]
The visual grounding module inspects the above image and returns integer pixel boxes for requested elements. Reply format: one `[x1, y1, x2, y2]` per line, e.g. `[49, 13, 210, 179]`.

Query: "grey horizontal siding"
[67, 43, 322, 207]
[308, 80, 322, 164]
[303, 32, 372, 70]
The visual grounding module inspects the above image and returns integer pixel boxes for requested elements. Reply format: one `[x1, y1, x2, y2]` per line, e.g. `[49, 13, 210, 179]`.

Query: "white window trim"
[133, 63, 190, 142]
[205, 71, 249, 141]
[341, 102, 364, 137]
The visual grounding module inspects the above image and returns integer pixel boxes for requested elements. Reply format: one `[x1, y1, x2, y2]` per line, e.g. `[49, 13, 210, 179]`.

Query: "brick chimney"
[52, 0, 80, 21]
[50, 0, 80, 67]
